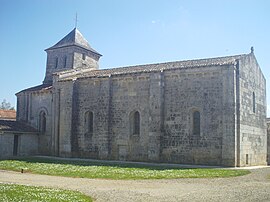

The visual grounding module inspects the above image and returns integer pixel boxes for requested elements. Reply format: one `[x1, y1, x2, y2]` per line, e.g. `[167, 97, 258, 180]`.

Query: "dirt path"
[1, 167, 270, 202]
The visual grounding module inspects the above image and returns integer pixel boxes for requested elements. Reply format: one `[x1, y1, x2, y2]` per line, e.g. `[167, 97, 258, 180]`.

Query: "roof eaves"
[45, 44, 102, 56]
[16, 84, 52, 95]
[0, 130, 39, 134]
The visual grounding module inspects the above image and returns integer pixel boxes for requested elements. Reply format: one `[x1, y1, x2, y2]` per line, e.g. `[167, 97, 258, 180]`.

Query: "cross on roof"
[74, 13, 78, 28]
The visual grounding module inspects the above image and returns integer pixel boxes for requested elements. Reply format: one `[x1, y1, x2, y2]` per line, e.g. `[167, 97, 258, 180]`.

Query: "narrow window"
[63, 56, 67, 68]
[82, 53, 86, 60]
[252, 92, 255, 113]
[246, 154, 249, 165]
[13, 135, 19, 156]
[39, 111, 46, 133]
[193, 111, 200, 136]
[85, 111, 93, 134]
[55, 57, 58, 68]
[134, 111, 140, 135]
[130, 111, 140, 135]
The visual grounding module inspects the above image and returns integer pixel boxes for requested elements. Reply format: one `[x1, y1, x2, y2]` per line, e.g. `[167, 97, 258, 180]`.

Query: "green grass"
[0, 157, 250, 179]
[0, 183, 92, 202]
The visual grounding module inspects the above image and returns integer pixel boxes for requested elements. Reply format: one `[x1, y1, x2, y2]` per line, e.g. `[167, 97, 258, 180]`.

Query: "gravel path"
[0, 167, 270, 202]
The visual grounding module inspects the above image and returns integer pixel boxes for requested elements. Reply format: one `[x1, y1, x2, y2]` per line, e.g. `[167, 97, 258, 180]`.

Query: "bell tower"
[43, 28, 102, 84]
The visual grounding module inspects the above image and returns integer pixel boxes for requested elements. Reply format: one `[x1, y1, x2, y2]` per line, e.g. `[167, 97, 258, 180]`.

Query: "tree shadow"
[3, 156, 199, 171]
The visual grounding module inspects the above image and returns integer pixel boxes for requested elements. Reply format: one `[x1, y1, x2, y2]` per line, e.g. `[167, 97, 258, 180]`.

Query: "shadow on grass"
[0, 156, 251, 179]
[2, 156, 205, 171]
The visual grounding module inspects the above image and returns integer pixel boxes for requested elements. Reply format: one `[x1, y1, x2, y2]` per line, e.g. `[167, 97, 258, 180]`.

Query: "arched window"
[39, 111, 46, 134]
[55, 57, 58, 68]
[130, 111, 140, 135]
[193, 111, 200, 136]
[63, 56, 67, 68]
[252, 92, 256, 113]
[134, 111, 140, 135]
[85, 111, 93, 134]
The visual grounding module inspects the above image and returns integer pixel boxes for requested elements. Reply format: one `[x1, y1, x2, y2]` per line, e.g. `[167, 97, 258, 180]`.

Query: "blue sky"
[0, 0, 269, 116]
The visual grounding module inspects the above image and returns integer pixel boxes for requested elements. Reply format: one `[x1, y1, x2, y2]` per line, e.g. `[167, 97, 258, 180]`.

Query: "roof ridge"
[0, 109, 16, 112]
[56, 53, 249, 81]
[108, 53, 248, 70]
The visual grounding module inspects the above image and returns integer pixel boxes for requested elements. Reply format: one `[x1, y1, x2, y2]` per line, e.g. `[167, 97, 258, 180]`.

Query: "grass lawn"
[0, 183, 92, 202]
[0, 157, 250, 180]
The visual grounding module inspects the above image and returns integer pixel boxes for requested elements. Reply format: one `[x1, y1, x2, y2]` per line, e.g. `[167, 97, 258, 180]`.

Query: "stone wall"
[18, 50, 266, 167]
[71, 77, 111, 159]
[16, 93, 29, 122]
[54, 63, 241, 166]
[267, 118, 270, 164]
[57, 72, 160, 162]
[109, 74, 151, 161]
[73, 48, 99, 69]
[0, 133, 13, 158]
[162, 65, 235, 165]
[17, 90, 53, 155]
[237, 54, 267, 166]
[0, 133, 38, 159]
[53, 80, 74, 157]
[30, 91, 53, 155]
[19, 133, 39, 156]
[44, 46, 99, 84]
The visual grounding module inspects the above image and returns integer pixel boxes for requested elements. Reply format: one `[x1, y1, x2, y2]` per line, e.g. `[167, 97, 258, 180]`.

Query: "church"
[13, 28, 267, 167]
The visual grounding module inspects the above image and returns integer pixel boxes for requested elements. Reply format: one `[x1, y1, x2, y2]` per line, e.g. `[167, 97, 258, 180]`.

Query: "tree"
[0, 99, 14, 110]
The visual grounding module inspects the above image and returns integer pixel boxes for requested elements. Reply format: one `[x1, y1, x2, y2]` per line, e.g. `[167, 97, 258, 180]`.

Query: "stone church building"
[15, 28, 267, 167]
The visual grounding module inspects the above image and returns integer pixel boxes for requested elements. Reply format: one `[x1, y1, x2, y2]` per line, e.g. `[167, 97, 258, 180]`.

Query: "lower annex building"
[14, 28, 267, 167]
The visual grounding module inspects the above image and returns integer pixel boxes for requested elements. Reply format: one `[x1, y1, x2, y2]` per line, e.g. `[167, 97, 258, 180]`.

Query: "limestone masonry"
[14, 28, 267, 166]
[267, 118, 270, 164]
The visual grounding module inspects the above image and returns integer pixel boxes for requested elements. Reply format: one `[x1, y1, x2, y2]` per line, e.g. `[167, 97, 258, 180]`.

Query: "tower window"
[55, 57, 58, 68]
[85, 111, 94, 134]
[252, 92, 256, 113]
[193, 111, 200, 136]
[63, 56, 67, 68]
[82, 53, 86, 60]
[39, 111, 46, 134]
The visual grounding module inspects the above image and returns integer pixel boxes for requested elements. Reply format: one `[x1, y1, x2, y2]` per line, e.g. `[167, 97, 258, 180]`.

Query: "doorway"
[13, 135, 19, 156]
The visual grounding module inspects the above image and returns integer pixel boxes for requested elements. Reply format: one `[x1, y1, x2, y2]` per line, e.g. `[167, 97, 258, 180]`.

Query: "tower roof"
[46, 28, 102, 56]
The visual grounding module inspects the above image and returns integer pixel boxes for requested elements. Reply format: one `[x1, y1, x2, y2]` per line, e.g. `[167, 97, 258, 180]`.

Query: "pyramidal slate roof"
[46, 28, 102, 56]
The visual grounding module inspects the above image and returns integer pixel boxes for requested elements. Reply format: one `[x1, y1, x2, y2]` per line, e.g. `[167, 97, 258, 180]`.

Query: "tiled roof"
[0, 110, 16, 120]
[57, 53, 248, 81]
[0, 120, 38, 133]
[46, 28, 102, 56]
[16, 83, 52, 94]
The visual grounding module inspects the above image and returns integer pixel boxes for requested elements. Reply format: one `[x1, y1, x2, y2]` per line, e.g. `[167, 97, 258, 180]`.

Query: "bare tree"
[0, 99, 14, 110]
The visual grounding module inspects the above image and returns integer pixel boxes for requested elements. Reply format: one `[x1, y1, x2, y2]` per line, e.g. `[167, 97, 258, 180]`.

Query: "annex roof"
[57, 53, 250, 81]
[46, 28, 102, 56]
[0, 120, 38, 133]
[0, 110, 16, 120]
